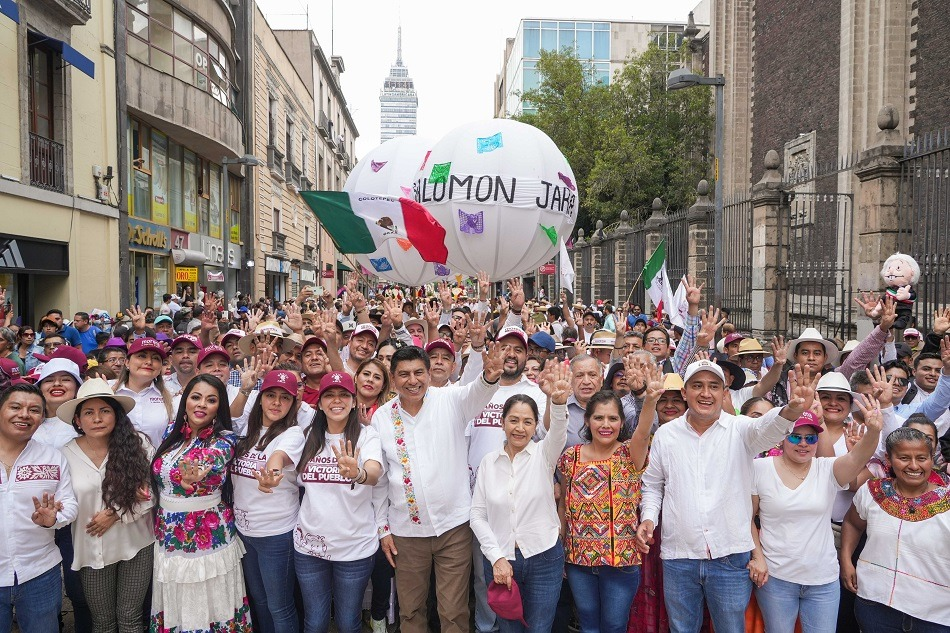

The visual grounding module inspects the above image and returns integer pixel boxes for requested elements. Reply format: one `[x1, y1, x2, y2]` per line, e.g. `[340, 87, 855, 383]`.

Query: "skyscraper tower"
[379, 26, 418, 142]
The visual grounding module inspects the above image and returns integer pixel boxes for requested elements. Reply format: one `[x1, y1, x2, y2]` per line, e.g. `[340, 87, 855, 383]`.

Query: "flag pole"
[624, 269, 645, 306]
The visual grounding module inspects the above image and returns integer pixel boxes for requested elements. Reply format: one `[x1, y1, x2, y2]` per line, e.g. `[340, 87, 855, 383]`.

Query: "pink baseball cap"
[351, 323, 379, 342]
[318, 371, 356, 395]
[0, 358, 26, 385]
[170, 334, 202, 351]
[723, 332, 746, 346]
[259, 370, 300, 396]
[220, 328, 246, 344]
[496, 326, 528, 348]
[425, 339, 456, 356]
[792, 410, 823, 433]
[487, 579, 528, 626]
[34, 345, 90, 372]
[127, 337, 168, 360]
[197, 345, 230, 366]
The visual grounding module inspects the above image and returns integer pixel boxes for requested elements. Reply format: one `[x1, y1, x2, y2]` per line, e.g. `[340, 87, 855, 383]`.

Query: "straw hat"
[56, 377, 135, 424]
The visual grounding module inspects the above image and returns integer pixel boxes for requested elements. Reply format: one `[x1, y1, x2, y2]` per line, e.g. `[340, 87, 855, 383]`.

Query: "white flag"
[668, 276, 688, 328]
[559, 238, 575, 294]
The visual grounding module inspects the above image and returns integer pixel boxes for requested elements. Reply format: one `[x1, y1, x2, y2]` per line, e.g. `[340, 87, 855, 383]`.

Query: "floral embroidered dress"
[557, 444, 644, 567]
[150, 430, 251, 633]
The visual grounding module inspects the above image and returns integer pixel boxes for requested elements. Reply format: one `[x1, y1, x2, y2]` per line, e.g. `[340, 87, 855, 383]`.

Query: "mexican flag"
[643, 240, 675, 319]
[300, 191, 448, 264]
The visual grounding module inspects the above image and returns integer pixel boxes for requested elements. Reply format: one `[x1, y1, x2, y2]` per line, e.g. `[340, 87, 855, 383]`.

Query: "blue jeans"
[0, 566, 62, 633]
[566, 562, 640, 633]
[482, 541, 565, 633]
[662, 552, 753, 633]
[755, 576, 839, 633]
[240, 531, 299, 633]
[855, 596, 950, 633]
[294, 551, 375, 633]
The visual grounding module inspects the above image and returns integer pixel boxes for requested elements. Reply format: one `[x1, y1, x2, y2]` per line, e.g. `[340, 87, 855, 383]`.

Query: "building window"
[168, 140, 183, 227]
[268, 95, 278, 146]
[27, 37, 65, 192]
[304, 225, 309, 247]
[286, 117, 294, 166]
[126, 0, 233, 108]
[301, 136, 309, 178]
[273, 208, 281, 234]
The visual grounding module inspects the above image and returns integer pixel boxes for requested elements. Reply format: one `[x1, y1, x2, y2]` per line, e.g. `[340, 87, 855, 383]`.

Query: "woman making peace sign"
[295, 371, 383, 633]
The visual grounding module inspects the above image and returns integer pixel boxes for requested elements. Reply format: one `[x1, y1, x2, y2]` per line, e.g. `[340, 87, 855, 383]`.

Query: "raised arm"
[752, 336, 787, 397]
[539, 362, 572, 465]
[833, 395, 883, 487]
[744, 364, 819, 454]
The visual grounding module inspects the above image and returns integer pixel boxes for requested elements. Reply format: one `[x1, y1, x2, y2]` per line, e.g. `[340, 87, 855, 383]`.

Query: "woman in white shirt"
[58, 378, 155, 633]
[0, 383, 78, 633]
[112, 338, 174, 447]
[749, 398, 882, 633]
[231, 369, 306, 633]
[840, 427, 950, 630]
[470, 362, 571, 633]
[294, 371, 383, 633]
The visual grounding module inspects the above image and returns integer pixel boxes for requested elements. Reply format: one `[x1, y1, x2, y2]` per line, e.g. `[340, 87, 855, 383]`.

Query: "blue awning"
[0, 0, 19, 23]
[48, 38, 95, 79]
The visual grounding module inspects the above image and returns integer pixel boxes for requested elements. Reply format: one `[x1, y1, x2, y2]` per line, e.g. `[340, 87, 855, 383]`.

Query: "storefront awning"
[32, 33, 95, 79]
[171, 248, 207, 266]
[337, 261, 353, 272]
[1, 0, 19, 23]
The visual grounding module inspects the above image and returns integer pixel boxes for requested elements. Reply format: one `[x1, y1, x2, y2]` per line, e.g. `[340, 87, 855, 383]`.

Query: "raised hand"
[332, 440, 361, 480]
[867, 364, 896, 408]
[285, 302, 304, 333]
[683, 275, 704, 308]
[539, 361, 572, 405]
[319, 309, 341, 350]
[940, 336, 950, 371]
[438, 280, 452, 310]
[878, 295, 897, 331]
[697, 306, 726, 348]
[350, 290, 367, 315]
[771, 335, 788, 365]
[127, 305, 147, 332]
[346, 272, 359, 293]
[31, 493, 59, 527]
[384, 297, 403, 328]
[786, 364, 820, 416]
[933, 308, 950, 336]
[641, 363, 665, 402]
[451, 315, 469, 348]
[254, 467, 284, 493]
[357, 403, 371, 426]
[507, 278, 526, 314]
[481, 341, 505, 383]
[573, 340, 587, 356]
[844, 417, 867, 452]
[693, 349, 711, 362]
[477, 271, 490, 302]
[854, 291, 880, 318]
[179, 458, 212, 491]
[423, 301, 441, 329]
[247, 307, 264, 332]
[469, 311, 488, 349]
[854, 393, 883, 436]
[623, 354, 649, 394]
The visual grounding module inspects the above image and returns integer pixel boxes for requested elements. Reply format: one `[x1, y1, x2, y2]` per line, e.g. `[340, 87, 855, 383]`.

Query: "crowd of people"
[0, 271, 948, 633]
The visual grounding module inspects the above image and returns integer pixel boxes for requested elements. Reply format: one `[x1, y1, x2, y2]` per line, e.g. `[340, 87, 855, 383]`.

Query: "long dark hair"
[72, 397, 150, 517]
[235, 387, 298, 458]
[297, 398, 362, 474]
[579, 391, 632, 443]
[152, 374, 235, 499]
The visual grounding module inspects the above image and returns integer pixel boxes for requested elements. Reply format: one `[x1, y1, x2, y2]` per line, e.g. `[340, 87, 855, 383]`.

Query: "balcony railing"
[29, 133, 65, 193]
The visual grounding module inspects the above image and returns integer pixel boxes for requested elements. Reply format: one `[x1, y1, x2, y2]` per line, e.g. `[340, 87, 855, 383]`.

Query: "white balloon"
[412, 119, 577, 280]
[343, 136, 454, 286]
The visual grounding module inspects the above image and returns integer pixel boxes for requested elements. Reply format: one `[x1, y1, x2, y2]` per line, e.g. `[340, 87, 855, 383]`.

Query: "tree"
[517, 45, 713, 232]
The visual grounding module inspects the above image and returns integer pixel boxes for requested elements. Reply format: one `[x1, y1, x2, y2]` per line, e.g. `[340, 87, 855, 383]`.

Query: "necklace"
[780, 455, 811, 481]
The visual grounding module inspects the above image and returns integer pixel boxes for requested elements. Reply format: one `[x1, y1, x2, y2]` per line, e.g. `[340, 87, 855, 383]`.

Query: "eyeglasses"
[645, 337, 667, 344]
[885, 375, 909, 387]
[787, 433, 819, 445]
[43, 341, 64, 349]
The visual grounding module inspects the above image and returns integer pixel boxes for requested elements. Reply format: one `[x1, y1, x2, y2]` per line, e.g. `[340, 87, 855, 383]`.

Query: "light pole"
[221, 154, 265, 311]
[667, 68, 726, 305]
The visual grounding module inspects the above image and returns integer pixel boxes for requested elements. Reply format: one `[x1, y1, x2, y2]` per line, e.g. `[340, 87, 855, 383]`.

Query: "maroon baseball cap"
[197, 345, 229, 366]
[260, 370, 300, 396]
[723, 332, 746, 346]
[792, 410, 823, 433]
[170, 334, 202, 351]
[425, 339, 456, 357]
[487, 580, 528, 626]
[127, 337, 168, 360]
[34, 345, 90, 373]
[301, 336, 328, 353]
[0, 358, 26, 386]
[318, 371, 356, 395]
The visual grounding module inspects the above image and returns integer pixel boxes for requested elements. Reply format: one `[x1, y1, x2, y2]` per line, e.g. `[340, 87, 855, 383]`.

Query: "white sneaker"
[371, 618, 388, 633]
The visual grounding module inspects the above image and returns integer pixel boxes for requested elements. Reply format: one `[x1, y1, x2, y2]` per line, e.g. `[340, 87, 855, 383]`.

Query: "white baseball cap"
[683, 359, 726, 385]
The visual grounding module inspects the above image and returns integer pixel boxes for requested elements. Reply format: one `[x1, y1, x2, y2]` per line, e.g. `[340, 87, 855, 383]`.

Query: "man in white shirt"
[373, 344, 505, 633]
[636, 359, 819, 633]
[0, 383, 78, 632]
[164, 334, 201, 395]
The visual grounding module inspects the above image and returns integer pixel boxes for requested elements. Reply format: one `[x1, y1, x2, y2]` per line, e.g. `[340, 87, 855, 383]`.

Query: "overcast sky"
[258, 0, 704, 158]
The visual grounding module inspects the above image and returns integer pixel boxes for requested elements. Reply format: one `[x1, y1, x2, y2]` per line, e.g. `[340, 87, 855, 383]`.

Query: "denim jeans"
[662, 552, 753, 633]
[566, 561, 640, 633]
[0, 566, 63, 633]
[474, 537, 499, 633]
[755, 576, 839, 633]
[294, 551, 375, 633]
[855, 596, 950, 633]
[55, 526, 92, 633]
[482, 541, 565, 633]
[240, 531, 299, 633]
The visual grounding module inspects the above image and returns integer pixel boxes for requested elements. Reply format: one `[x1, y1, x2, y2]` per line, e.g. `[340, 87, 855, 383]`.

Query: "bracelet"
[482, 372, 500, 385]
[239, 388, 252, 396]
[350, 467, 367, 489]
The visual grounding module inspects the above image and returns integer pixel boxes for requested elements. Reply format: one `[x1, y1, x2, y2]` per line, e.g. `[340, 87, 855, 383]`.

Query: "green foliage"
[516, 46, 713, 233]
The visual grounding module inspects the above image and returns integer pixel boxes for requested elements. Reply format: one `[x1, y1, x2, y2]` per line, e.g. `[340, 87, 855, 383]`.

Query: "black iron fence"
[782, 191, 855, 341]
[580, 247, 592, 306]
[897, 129, 950, 332]
[722, 195, 754, 332]
[663, 207, 689, 285]
[29, 133, 65, 193]
[599, 238, 616, 305]
[625, 228, 646, 308]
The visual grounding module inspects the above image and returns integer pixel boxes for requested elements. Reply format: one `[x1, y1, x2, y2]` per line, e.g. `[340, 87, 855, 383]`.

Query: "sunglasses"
[885, 376, 909, 387]
[787, 433, 819, 445]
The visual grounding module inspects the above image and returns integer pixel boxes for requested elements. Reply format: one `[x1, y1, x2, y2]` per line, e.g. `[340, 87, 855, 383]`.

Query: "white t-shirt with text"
[232, 426, 306, 538]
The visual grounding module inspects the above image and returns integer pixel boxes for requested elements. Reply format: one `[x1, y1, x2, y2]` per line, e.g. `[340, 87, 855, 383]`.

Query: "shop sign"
[265, 257, 290, 274]
[539, 263, 556, 275]
[191, 234, 241, 269]
[128, 219, 171, 253]
[300, 268, 317, 283]
[0, 234, 68, 275]
[229, 224, 240, 244]
[321, 269, 334, 279]
[175, 267, 198, 282]
[170, 229, 189, 250]
[207, 270, 224, 282]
